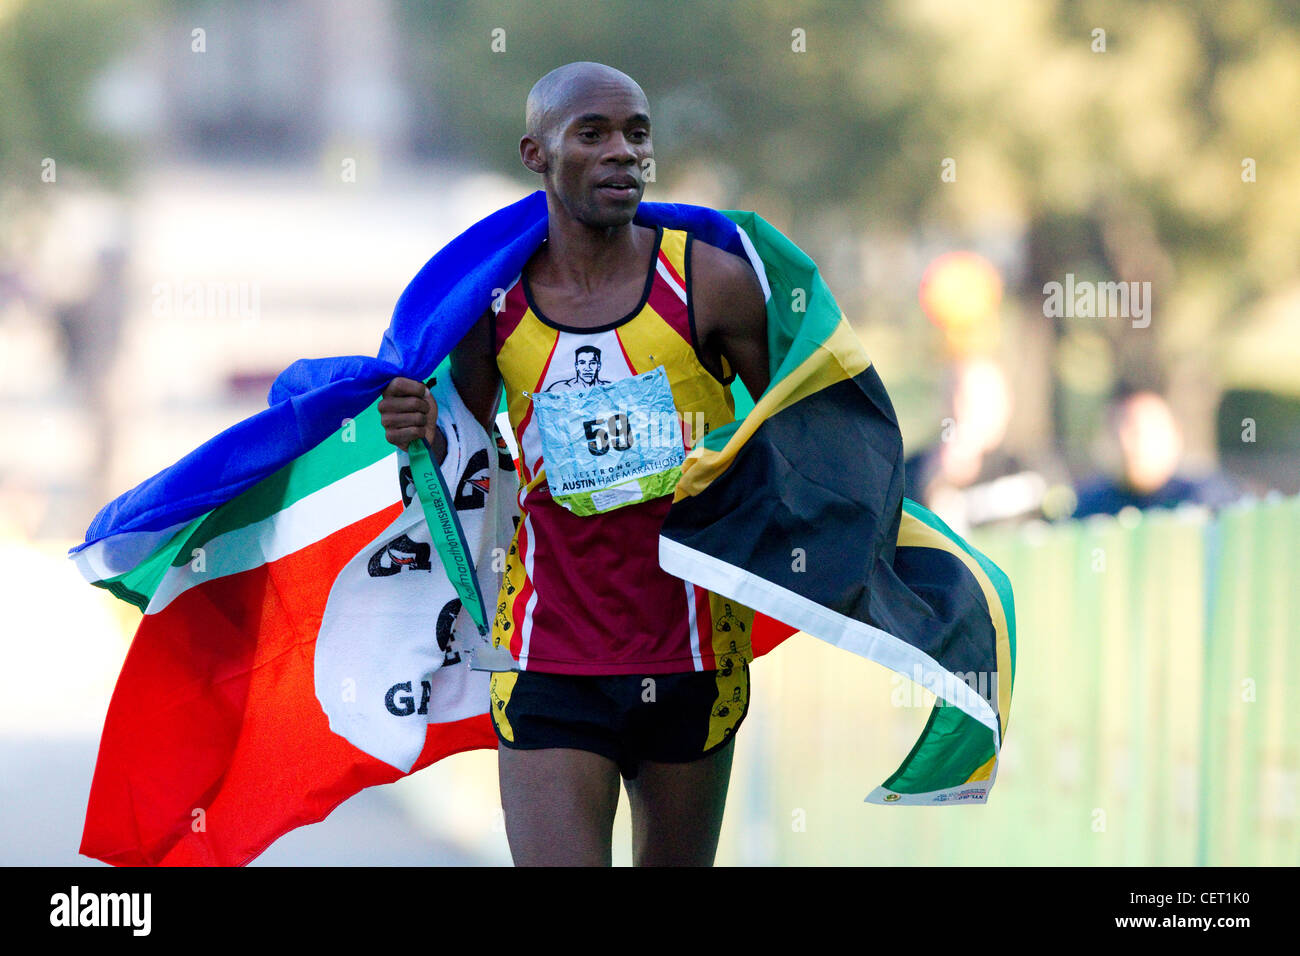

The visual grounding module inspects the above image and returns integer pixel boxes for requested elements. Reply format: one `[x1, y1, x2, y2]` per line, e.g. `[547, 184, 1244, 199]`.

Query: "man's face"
[536, 80, 652, 229]
[575, 350, 600, 384]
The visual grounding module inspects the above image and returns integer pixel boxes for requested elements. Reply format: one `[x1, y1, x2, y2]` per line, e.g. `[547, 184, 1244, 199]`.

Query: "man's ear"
[520, 135, 547, 175]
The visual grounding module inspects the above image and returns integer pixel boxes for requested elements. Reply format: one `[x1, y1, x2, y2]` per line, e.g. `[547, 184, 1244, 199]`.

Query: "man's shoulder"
[687, 232, 751, 283]
[687, 233, 765, 330]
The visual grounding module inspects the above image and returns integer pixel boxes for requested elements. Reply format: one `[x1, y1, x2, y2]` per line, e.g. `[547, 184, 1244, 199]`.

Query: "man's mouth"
[596, 177, 639, 198]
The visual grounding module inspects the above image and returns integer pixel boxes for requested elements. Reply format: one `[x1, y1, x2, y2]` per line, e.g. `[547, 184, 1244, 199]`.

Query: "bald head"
[525, 62, 647, 145]
[521, 62, 652, 225]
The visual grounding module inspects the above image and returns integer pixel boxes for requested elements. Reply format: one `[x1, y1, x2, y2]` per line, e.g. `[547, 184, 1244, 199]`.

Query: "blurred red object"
[919, 251, 1003, 339]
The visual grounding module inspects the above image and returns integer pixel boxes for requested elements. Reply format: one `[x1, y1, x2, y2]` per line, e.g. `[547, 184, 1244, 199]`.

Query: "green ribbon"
[407, 434, 489, 636]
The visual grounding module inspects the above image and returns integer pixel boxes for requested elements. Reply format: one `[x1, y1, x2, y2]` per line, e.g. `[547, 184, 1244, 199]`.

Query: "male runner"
[379, 61, 769, 866]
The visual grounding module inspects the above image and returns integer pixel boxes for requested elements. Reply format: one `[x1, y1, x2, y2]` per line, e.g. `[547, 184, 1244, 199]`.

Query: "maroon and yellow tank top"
[490, 225, 756, 675]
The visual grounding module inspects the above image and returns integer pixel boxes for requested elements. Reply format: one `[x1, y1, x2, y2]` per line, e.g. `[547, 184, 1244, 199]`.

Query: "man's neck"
[535, 196, 650, 292]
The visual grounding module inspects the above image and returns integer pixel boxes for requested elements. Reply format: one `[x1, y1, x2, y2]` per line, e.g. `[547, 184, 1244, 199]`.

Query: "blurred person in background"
[1071, 384, 1239, 518]
[904, 357, 1056, 535]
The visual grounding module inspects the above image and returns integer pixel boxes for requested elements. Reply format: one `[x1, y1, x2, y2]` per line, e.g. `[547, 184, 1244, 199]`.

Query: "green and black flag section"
[659, 210, 1016, 804]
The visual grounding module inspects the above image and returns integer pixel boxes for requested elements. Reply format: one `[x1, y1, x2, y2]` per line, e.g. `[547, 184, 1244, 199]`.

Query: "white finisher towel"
[314, 375, 519, 772]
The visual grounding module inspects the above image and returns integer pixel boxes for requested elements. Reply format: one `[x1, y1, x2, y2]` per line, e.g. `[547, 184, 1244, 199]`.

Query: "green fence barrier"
[716, 494, 1300, 865]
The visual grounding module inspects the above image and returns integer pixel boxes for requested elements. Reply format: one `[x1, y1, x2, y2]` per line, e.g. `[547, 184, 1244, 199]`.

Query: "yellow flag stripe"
[674, 317, 872, 500]
[965, 754, 998, 783]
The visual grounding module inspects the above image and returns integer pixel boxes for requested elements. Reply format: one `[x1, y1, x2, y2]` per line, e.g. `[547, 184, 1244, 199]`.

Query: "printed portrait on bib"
[545, 344, 612, 391]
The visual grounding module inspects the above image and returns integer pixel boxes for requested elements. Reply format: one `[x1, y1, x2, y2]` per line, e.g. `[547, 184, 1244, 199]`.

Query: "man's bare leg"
[623, 737, 735, 866]
[497, 746, 622, 866]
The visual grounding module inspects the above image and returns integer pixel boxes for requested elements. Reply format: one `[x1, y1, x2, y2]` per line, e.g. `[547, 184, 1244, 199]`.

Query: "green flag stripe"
[181, 401, 393, 555]
[882, 707, 997, 793]
[89, 513, 208, 609]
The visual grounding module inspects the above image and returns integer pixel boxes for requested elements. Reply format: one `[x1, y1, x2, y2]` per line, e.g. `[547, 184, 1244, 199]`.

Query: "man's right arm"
[450, 308, 503, 433]
[378, 308, 501, 465]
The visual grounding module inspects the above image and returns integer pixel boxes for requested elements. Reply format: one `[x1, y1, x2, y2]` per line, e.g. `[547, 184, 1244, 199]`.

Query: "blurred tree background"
[398, 0, 1300, 475]
[0, 0, 146, 242]
[3, 0, 1298, 478]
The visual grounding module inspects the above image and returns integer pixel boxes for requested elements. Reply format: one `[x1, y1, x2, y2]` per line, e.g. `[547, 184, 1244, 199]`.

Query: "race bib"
[527, 365, 685, 516]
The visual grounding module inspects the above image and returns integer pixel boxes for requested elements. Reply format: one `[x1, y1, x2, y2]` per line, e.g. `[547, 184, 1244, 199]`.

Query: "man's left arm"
[690, 240, 770, 403]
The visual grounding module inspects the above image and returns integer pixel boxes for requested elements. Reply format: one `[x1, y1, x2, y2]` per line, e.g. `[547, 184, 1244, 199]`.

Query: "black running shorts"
[488, 659, 751, 780]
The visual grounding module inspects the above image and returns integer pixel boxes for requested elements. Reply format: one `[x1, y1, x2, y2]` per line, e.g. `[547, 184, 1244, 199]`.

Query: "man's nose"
[603, 133, 639, 162]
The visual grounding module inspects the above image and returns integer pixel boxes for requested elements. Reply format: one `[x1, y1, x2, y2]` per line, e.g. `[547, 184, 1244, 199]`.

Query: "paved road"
[0, 735, 490, 866]
[0, 542, 496, 866]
